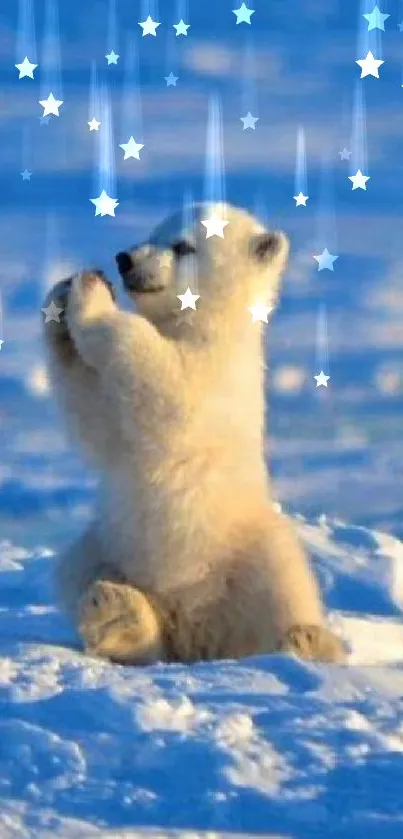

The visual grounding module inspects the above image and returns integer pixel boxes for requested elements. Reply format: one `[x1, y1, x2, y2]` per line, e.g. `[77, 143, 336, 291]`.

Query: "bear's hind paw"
[277, 624, 346, 663]
[78, 579, 163, 666]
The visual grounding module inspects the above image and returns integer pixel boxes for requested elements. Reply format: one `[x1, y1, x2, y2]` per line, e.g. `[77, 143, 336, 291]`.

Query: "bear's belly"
[96, 458, 269, 594]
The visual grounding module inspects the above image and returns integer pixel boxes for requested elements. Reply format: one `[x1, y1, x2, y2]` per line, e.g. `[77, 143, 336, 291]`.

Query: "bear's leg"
[78, 580, 164, 665]
[260, 511, 346, 662]
[42, 275, 118, 463]
[55, 524, 118, 623]
[256, 510, 346, 663]
[222, 510, 346, 664]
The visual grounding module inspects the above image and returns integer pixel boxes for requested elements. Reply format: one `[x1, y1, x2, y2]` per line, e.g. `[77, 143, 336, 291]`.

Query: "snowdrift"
[1, 516, 403, 839]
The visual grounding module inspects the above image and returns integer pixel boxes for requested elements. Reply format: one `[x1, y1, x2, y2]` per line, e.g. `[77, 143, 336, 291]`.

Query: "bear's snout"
[116, 251, 133, 275]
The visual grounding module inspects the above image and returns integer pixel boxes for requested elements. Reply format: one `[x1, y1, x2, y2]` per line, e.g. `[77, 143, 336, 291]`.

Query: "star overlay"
[248, 303, 273, 323]
[349, 170, 370, 190]
[177, 288, 200, 310]
[356, 51, 384, 78]
[139, 16, 161, 36]
[293, 192, 309, 206]
[313, 248, 339, 271]
[240, 112, 259, 130]
[164, 73, 178, 86]
[90, 190, 119, 217]
[39, 93, 63, 116]
[15, 56, 38, 78]
[314, 371, 330, 387]
[119, 137, 144, 160]
[233, 3, 255, 24]
[201, 213, 229, 238]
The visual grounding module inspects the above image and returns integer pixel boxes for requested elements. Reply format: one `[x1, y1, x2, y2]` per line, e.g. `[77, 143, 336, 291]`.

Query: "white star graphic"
[0, 340, 4, 349]
[293, 192, 309, 206]
[349, 170, 370, 190]
[240, 112, 259, 129]
[339, 147, 352, 160]
[15, 56, 38, 79]
[105, 50, 119, 64]
[356, 50, 384, 78]
[314, 371, 330, 388]
[139, 15, 161, 36]
[233, 3, 255, 24]
[39, 92, 63, 116]
[41, 300, 63, 323]
[248, 303, 273, 324]
[88, 118, 101, 131]
[173, 19, 190, 35]
[313, 248, 339, 271]
[201, 212, 229, 238]
[177, 287, 200, 310]
[119, 137, 144, 160]
[90, 189, 119, 217]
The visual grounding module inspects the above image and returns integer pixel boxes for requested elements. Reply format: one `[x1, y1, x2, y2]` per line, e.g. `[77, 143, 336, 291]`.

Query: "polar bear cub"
[42, 201, 345, 665]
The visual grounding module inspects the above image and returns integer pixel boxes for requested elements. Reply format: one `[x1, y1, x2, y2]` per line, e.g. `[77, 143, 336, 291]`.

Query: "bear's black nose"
[116, 251, 133, 274]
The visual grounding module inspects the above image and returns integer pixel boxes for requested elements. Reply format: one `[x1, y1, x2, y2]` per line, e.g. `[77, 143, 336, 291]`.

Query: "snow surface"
[1, 517, 403, 839]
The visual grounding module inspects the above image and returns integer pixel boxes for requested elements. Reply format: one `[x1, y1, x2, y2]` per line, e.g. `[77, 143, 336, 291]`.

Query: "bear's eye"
[171, 240, 196, 258]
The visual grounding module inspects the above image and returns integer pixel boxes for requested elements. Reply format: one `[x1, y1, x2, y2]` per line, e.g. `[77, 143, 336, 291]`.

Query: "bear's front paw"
[67, 270, 116, 326]
[42, 277, 72, 321]
[42, 277, 75, 351]
[277, 624, 346, 663]
[76, 270, 116, 300]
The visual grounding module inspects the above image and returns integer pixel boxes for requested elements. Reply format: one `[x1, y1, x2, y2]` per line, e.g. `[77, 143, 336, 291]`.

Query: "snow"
[1, 518, 403, 838]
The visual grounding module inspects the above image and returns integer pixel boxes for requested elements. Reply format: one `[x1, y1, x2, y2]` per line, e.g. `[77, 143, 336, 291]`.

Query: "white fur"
[43, 202, 344, 664]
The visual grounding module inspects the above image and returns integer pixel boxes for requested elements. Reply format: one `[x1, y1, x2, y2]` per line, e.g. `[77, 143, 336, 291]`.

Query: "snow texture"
[1, 517, 403, 838]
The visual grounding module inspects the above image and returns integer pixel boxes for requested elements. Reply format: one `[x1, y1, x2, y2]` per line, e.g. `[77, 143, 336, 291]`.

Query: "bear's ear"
[249, 231, 284, 263]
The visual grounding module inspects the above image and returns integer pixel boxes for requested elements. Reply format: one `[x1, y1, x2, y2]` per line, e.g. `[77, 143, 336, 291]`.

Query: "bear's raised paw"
[75, 270, 116, 298]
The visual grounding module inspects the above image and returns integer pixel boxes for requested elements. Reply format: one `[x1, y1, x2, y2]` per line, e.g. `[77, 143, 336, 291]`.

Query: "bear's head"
[115, 202, 289, 328]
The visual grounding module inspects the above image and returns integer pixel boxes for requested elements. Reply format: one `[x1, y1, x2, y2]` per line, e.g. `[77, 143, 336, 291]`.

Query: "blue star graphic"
[398, 22, 403, 32]
[233, 3, 255, 24]
[363, 5, 390, 31]
[313, 248, 339, 271]
[164, 72, 178, 86]
[21, 169, 32, 181]
[105, 50, 119, 65]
